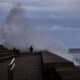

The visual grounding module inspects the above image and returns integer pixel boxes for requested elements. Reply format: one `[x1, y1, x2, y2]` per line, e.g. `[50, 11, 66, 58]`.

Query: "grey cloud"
[52, 30, 80, 48]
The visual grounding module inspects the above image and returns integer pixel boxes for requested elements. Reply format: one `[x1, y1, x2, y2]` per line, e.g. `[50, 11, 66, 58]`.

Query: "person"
[29, 46, 33, 53]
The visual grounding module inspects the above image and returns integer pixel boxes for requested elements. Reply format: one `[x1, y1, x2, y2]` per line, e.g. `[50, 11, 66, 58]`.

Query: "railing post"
[8, 57, 15, 80]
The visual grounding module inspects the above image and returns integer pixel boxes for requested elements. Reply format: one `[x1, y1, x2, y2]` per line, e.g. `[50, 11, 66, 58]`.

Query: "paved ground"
[14, 55, 43, 80]
[0, 60, 9, 80]
[0, 55, 43, 80]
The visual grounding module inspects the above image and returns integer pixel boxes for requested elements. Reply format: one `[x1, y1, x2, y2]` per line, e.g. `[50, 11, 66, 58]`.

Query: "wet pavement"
[0, 55, 43, 80]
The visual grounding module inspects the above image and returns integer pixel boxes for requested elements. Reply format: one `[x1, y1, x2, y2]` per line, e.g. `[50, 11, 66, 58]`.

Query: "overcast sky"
[0, 0, 80, 49]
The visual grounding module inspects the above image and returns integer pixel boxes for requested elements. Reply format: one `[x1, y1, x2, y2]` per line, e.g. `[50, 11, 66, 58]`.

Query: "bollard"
[8, 57, 15, 80]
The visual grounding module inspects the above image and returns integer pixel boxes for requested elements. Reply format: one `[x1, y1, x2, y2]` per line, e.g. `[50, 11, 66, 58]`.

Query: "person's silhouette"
[29, 46, 33, 53]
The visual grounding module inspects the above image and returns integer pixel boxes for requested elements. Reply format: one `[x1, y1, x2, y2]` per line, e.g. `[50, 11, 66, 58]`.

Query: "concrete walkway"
[14, 55, 43, 80]
[0, 54, 43, 80]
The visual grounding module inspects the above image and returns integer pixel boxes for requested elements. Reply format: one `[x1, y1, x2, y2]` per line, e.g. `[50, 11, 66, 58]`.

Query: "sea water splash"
[0, 2, 79, 66]
[1, 4, 65, 52]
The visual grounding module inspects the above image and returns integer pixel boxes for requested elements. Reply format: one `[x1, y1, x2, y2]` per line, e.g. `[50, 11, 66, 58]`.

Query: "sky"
[0, 0, 80, 49]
